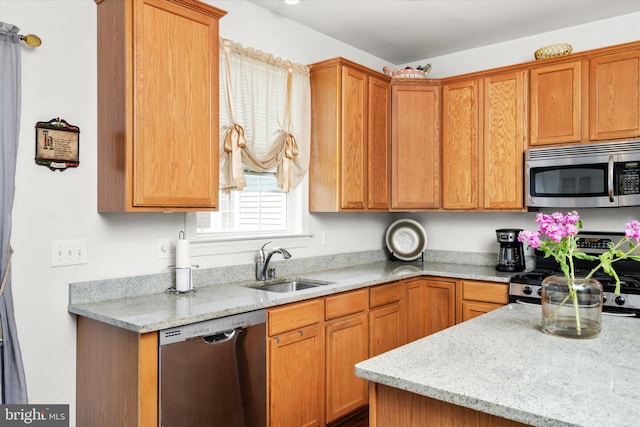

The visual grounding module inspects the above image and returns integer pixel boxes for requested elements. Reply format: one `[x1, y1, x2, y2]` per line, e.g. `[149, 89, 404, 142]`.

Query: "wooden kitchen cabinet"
[456, 280, 509, 324]
[530, 60, 587, 146]
[442, 70, 527, 211]
[482, 71, 527, 209]
[442, 78, 480, 209]
[325, 290, 369, 423]
[391, 81, 442, 210]
[96, 0, 225, 212]
[268, 300, 325, 427]
[309, 57, 391, 212]
[590, 49, 640, 141]
[405, 277, 455, 342]
[369, 281, 406, 357]
[530, 44, 640, 147]
[76, 317, 158, 427]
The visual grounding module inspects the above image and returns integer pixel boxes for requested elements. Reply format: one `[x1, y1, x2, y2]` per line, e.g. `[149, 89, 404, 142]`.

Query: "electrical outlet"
[157, 237, 176, 259]
[51, 239, 87, 267]
[321, 230, 329, 246]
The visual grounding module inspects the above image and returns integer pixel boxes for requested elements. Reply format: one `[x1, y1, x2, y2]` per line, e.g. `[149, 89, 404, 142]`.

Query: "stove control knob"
[523, 286, 532, 295]
[615, 296, 626, 306]
[537, 288, 542, 296]
[602, 294, 607, 303]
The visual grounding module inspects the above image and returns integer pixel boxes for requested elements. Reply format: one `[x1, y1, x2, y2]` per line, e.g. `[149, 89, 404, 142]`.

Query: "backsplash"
[68, 249, 518, 305]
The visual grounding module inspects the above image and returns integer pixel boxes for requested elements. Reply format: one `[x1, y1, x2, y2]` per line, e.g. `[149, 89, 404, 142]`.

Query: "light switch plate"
[51, 239, 87, 267]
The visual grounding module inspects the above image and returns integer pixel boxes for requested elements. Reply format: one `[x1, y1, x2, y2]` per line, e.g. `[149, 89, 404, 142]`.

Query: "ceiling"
[247, 0, 640, 64]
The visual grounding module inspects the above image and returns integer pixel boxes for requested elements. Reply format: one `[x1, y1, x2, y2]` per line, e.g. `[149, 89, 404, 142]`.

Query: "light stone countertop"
[355, 303, 640, 427]
[68, 260, 513, 333]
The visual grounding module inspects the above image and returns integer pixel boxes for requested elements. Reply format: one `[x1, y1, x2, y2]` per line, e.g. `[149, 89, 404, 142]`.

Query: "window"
[192, 38, 310, 247]
[197, 172, 294, 237]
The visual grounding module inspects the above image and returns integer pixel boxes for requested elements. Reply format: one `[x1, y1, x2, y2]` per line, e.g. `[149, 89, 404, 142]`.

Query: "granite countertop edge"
[354, 304, 640, 427]
[68, 260, 513, 333]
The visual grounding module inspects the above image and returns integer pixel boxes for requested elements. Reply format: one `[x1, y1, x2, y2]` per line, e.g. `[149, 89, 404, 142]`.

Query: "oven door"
[525, 154, 616, 208]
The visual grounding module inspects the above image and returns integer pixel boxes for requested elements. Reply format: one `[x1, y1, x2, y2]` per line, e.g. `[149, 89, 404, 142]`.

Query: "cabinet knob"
[299, 330, 304, 336]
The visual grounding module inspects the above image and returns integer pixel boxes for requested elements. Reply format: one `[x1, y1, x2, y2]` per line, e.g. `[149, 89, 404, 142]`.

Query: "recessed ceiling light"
[284, 0, 300, 5]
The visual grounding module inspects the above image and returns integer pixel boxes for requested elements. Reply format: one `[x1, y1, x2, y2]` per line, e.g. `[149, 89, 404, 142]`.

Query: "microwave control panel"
[616, 161, 640, 195]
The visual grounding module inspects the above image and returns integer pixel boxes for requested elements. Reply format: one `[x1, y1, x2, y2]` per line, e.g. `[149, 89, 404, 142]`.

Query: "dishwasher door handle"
[202, 328, 241, 344]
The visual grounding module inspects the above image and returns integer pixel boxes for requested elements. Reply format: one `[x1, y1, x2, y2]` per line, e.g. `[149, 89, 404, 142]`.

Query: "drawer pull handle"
[299, 330, 304, 336]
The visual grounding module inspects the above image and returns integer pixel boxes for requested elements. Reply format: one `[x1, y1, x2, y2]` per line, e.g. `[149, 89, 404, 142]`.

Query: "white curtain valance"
[220, 38, 311, 192]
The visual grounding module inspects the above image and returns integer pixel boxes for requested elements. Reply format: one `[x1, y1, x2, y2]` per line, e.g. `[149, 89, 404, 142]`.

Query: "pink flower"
[518, 230, 542, 248]
[625, 220, 640, 241]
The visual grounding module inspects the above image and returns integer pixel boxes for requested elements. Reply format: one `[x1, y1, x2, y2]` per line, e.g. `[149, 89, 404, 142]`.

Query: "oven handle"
[602, 311, 637, 317]
[512, 299, 540, 307]
[513, 299, 637, 317]
[608, 154, 615, 202]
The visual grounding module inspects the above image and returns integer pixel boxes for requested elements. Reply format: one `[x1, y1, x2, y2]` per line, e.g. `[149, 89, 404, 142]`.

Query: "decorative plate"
[385, 219, 428, 261]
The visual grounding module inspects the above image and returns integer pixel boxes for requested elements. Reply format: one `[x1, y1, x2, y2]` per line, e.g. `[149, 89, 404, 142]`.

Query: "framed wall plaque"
[35, 117, 80, 171]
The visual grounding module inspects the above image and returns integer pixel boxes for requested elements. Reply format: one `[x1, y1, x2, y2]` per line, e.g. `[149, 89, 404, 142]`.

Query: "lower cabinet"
[406, 277, 456, 342]
[325, 289, 369, 423]
[369, 281, 406, 357]
[269, 324, 324, 427]
[456, 280, 509, 324]
[268, 300, 325, 427]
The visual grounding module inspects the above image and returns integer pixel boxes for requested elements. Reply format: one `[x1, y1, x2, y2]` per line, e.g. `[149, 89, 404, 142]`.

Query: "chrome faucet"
[256, 242, 292, 281]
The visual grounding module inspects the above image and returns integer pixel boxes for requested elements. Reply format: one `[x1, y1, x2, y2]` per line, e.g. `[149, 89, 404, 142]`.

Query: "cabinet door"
[132, 0, 219, 208]
[424, 279, 456, 336]
[406, 278, 455, 341]
[590, 49, 640, 141]
[530, 61, 584, 146]
[341, 66, 367, 209]
[405, 279, 426, 343]
[325, 314, 369, 423]
[391, 84, 441, 210]
[442, 79, 480, 209]
[269, 324, 324, 427]
[368, 76, 391, 210]
[483, 71, 526, 210]
[369, 303, 405, 357]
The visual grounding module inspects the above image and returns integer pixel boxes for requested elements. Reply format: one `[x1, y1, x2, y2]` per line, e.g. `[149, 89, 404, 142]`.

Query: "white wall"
[0, 0, 638, 424]
[407, 12, 640, 77]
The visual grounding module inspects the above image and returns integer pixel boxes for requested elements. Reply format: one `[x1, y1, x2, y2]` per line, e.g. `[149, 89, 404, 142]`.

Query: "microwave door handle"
[608, 155, 615, 202]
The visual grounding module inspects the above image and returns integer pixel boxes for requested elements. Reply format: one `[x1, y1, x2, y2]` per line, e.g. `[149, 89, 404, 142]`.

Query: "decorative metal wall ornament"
[34, 118, 80, 171]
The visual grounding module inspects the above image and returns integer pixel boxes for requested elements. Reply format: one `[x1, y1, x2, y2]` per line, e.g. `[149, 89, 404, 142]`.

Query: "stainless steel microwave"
[525, 141, 640, 208]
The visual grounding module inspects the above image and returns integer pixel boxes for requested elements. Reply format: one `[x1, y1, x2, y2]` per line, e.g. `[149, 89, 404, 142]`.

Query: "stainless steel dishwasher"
[159, 309, 266, 427]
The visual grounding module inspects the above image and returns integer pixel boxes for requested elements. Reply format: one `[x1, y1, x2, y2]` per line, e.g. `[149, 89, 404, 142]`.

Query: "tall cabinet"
[96, 0, 225, 212]
[309, 58, 391, 212]
[390, 81, 441, 210]
[442, 70, 527, 210]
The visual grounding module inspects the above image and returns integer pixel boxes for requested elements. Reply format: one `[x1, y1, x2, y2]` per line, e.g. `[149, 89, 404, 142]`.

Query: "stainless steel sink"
[255, 279, 331, 293]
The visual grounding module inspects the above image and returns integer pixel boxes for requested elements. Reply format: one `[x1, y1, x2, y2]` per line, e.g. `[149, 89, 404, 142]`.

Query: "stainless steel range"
[509, 231, 640, 317]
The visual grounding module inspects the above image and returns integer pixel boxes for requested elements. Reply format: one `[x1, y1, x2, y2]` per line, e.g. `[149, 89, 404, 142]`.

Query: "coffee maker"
[495, 229, 526, 272]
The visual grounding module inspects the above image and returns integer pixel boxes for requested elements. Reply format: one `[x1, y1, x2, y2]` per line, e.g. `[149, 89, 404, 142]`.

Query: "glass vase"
[541, 275, 603, 339]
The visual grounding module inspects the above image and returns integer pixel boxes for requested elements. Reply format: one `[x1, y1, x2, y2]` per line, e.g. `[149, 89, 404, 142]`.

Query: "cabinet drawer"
[461, 280, 508, 304]
[268, 299, 324, 336]
[370, 282, 404, 308]
[325, 289, 368, 320]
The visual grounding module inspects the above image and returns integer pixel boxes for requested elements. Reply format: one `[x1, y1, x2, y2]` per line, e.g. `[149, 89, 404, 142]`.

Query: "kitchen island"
[356, 303, 640, 427]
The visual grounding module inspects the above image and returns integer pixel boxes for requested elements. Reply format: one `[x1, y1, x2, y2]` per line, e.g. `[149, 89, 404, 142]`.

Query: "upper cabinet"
[309, 58, 391, 212]
[390, 81, 441, 210]
[96, 0, 226, 212]
[590, 49, 640, 141]
[530, 43, 640, 147]
[530, 60, 586, 146]
[442, 71, 527, 211]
